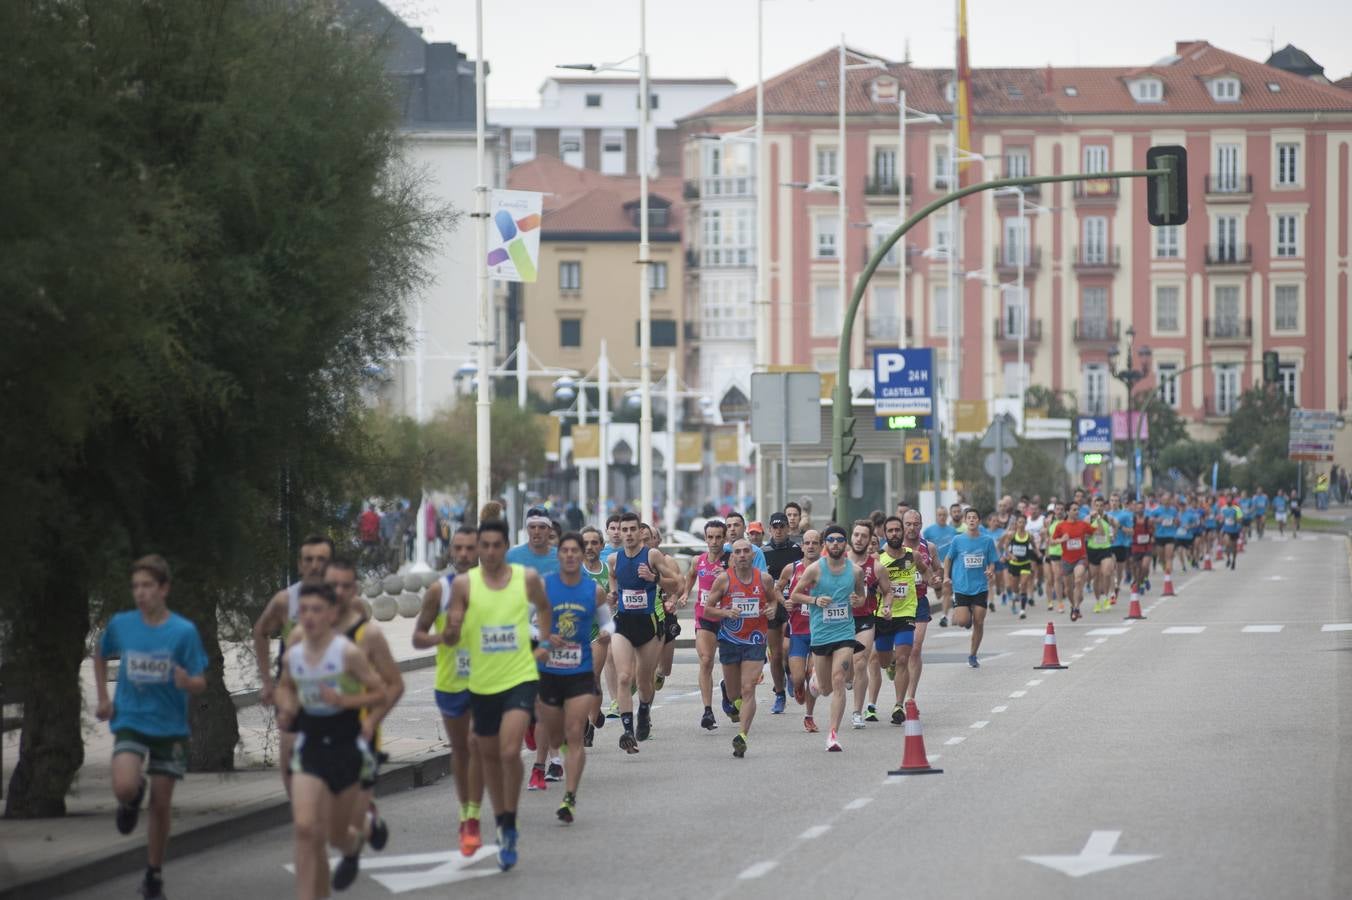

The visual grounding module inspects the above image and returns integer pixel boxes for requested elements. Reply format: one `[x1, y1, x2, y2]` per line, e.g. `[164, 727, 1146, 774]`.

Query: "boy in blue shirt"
[944, 508, 999, 668]
[94, 555, 207, 900]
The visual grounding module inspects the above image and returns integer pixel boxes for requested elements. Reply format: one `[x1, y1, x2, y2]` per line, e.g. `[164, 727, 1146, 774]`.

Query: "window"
[867, 286, 901, 339]
[933, 145, 951, 189]
[560, 319, 582, 347]
[1083, 364, 1108, 415]
[1213, 285, 1240, 335]
[646, 206, 669, 228]
[510, 130, 535, 163]
[701, 208, 754, 267]
[1083, 145, 1109, 174]
[1082, 216, 1108, 263]
[933, 210, 952, 253]
[1003, 362, 1030, 397]
[636, 93, 659, 109]
[814, 215, 839, 259]
[1004, 147, 1030, 179]
[1156, 362, 1180, 408]
[944, 81, 956, 103]
[1278, 363, 1298, 402]
[560, 131, 583, 168]
[1154, 224, 1180, 259]
[815, 146, 838, 183]
[649, 261, 668, 291]
[559, 261, 581, 291]
[813, 284, 840, 336]
[1129, 79, 1162, 102]
[1001, 285, 1027, 338]
[1215, 215, 1239, 259]
[636, 319, 677, 347]
[1214, 143, 1241, 192]
[932, 285, 950, 335]
[600, 130, 625, 175]
[1155, 286, 1180, 333]
[1003, 217, 1029, 265]
[1275, 214, 1299, 257]
[873, 148, 897, 187]
[1214, 364, 1240, 414]
[1277, 142, 1299, 186]
[1082, 287, 1109, 336]
[700, 275, 754, 339]
[1274, 285, 1299, 331]
[585, 93, 602, 108]
[871, 221, 899, 265]
[1210, 78, 1241, 102]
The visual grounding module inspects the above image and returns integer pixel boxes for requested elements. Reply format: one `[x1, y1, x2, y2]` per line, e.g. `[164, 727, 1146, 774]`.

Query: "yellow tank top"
[433, 573, 471, 693]
[463, 564, 537, 694]
[877, 549, 919, 619]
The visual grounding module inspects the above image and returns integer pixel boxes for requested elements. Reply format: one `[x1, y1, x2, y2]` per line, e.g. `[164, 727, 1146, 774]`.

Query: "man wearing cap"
[507, 507, 560, 576]
[761, 513, 803, 715]
[747, 521, 766, 548]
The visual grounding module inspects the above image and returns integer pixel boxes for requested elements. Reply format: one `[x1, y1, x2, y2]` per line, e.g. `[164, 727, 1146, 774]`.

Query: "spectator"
[358, 503, 380, 547]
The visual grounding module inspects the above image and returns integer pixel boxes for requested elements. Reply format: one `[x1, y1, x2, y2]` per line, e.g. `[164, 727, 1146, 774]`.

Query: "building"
[679, 40, 1352, 442]
[492, 77, 735, 176]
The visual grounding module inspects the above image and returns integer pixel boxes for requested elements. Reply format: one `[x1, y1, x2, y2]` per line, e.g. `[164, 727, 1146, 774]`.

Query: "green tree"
[952, 438, 1066, 513]
[1155, 440, 1231, 487]
[1220, 385, 1298, 492]
[0, 0, 449, 815]
[1025, 385, 1078, 420]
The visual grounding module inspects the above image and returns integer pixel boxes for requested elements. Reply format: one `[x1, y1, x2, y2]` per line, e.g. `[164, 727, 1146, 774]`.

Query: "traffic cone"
[1238, 534, 1246, 554]
[1124, 591, 1146, 621]
[1203, 554, 1212, 571]
[1035, 622, 1069, 670]
[1162, 573, 1175, 597]
[887, 699, 944, 776]
[1214, 542, 1224, 563]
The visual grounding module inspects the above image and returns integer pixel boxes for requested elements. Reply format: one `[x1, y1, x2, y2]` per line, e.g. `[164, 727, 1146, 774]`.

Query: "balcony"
[685, 247, 699, 269]
[1073, 179, 1119, 201]
[865, 317, 914, 342]
[1204, 174, 1253, 200]
[1204, 243, 1252, 269]
[683, 180, 699, 200]
[995, 183, 1042, 204]
[1203, 397, 1237, 419]
[1073, 318, 1121, 343]
[864, 174, 913, 198]
[995, 245, 1042, 275]
[1204, 317, 1253, 345]
[1073, 245, 1121, 271]
[862, 243, 909, 269]
[700, 175, 756, 199]
[994, 317, 1043, 343]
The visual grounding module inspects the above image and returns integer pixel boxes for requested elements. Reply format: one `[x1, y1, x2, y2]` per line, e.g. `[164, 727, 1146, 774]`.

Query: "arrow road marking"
[1022, 830, 1159, 878]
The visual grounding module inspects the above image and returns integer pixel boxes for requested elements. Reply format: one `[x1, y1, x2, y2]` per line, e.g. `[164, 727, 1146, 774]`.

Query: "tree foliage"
[1024, 385, 1078, 420]
[0, 0, 451, 815]
[1155, 440, 1231, 488]
[953, 437, 1067, 514]
[1220, 385, 1299, 493]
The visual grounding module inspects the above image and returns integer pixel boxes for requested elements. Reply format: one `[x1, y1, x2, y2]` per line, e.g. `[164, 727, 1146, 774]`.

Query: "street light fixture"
[1107, 325, 1152, 500]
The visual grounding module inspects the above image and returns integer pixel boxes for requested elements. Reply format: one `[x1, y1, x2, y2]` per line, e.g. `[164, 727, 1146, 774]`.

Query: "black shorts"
[470, 680, 538, 737]
[538, 671, 596, 707]
[1006, 561, 1032, 576]
[873, 615, 917, 637]
[1086, 547, 1113, 566]
[615, 612, 658, 648]
[1112, 546, 1129, 563]
[953, 591, 988, 608]
[1155, 537, 1174, 546]
[811, 639, 863, 657]
[1176, 537, 1194, 549]
[767, 602, 788, 629]
[697, 616, 721, 633]
[291, 730, 374, 795]
[853, 615, 876, 635]
[661, 610, 681, 643]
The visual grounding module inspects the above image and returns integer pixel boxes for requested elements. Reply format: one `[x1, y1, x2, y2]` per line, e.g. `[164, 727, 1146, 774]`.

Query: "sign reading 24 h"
[1076, 416, 1112, 453]
[873, 348, 934, 416]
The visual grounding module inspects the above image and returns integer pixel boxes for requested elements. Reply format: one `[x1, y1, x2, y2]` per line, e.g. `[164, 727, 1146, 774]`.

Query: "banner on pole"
[676, 432, 703, 470]
[572, 425, 599, 461]
[486, 190, 543, 283]
[713, 432, 741, 466]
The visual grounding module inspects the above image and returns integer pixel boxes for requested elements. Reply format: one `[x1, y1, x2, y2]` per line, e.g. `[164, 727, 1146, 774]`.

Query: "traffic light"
[837, 416, 857, 472]
[1263, 350, 1279, 385]
[1146, 145, 1188, 227]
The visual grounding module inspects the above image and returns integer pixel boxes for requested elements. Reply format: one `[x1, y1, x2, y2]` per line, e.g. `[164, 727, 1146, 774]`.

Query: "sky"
[387, 0, 1352, 105]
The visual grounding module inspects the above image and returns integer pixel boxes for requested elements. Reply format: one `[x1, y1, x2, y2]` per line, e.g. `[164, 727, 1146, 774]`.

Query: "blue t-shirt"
[540, 573, 598, 675]
[1078, 504, 1092, 520]
[1239, 498, 1254, 519]
[1111, 509, 1135, 547]
[100, 610, 207, 738]
[948, 533, 998, 595]
[506, 543, 559, 576]
[1151, 506, 1179, 539]
[613, 546, 657, 616]
[807, 558, 857, 645]
[922, 524, 958, 561]
[1179, 508, 1201, 537]
[1221, 506, 1242, 533]
[1254, 494, 1269, 513]
[1273, 496, 1288, 513]
[724, 542, 769, 573]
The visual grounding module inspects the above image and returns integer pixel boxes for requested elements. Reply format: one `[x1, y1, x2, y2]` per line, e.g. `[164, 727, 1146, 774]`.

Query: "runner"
[1239, 490, 1255, 541]
[776, 530, 822, 731]
[93, 555, 208, 900]
[872, 516, 931, 724]
[945, 509, 999, 666]
[600, 514, 624, 716]
[1043, 502, 1065, 612]
[1290, 491, 1302, 537]
[848, 519, 888, 727]
[607, 512, 677, 752]
[578, 526, 613, 746]
[412, 525, 484, 855]
[511, 507, 564, 793]
[761, 512, 803, 715]
[1150, 491, 1181, 596]
[1273, 489, 1289, 536]
[784, 501, 805, 543]
[683, 519, 728, 730]
[1085, 496, 1116, 614]
[922, 506, 958, 627]
[1109, 493, 1135, 601]
[442, 519, 554, 871]
[896, 510, 941, 716]
[1253, 486, 1269, 539]
[1000, 512, 1039, 619]
[1178, 497, 1201, 572]
[1026, 504, 1048, 603]
[1129, 499, 1155, 593]
[702, 539, 780, 757]
[252, 535, 334, 791]
[1050, 504, 1094, 621]
[275, 581, 387, 898]
[985, 512, 1008, 611]
[790, 525, 868, 751]
[643, 524, 684, 698]
[539, 532, 614, 823]
[1220, 496, 1242, 568]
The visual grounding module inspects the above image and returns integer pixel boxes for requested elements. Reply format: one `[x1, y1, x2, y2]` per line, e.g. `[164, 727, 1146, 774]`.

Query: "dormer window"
[1129, 78, 1163, 103]
[943, 81, 956, 103]
[1063, 86, 1079, 96]
[1209, 77, 1240, 102]
[871, 76, 898, 103]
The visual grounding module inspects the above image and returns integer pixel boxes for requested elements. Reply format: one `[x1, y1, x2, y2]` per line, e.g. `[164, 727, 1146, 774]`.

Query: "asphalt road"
[65, 533, 1352, 899]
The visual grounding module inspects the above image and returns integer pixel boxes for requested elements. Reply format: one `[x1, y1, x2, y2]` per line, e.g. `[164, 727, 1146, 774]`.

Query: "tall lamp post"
[1107, 325, 1152, 500]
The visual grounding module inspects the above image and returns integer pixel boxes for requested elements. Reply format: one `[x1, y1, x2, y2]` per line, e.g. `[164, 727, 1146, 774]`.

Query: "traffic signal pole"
[832, 167, 1174, 524]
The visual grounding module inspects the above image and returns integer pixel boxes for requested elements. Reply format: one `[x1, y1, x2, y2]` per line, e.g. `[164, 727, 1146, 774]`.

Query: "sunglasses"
[824, 535, 847, 543]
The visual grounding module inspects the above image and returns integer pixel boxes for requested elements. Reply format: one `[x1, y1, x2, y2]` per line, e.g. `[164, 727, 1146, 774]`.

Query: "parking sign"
[1076, 416, 1112, 453]
[873, 348, 934, 416]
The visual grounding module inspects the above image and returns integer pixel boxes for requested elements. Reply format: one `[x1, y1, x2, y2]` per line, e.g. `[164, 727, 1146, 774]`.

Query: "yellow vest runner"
[434, 573, 472, 694]
[462, 564, 538, 695]
[877, 548, 919, 619]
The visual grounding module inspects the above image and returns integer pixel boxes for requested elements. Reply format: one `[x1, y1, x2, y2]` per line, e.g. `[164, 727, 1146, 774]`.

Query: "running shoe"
[826, 731, 843, 752]
[700, 708, 718, 730]
[332, 852, 361, 891]
[593, 710, 606, 729]
[497, 826, 519, 871]
[803, 715, 819, 733]
[771, 692, 786, 715]
[851, 711, 865, 729]
[885, 663, 897, 681]
[939, 616, 949, 628]
[890, 703, 905, 725]
[619, 731, 639, 754]
[116, 778, 146, 835]
[1011, 602, 1019, 615]
[140, 871, 165, 900]
[368, 805, 389, 851]
[460, 818, 482, 856]
[987, 601, 996, 611]
[546, 760, 564, 782]
[967, 655, 980, 668]
[1058, 602, 1066, 613]
[1019, 608, 1027, 619]
[527, 765, 548, 791]
[732, 732, 748, 758]
[606, 700, 620, 719]
[1001, 593, 1008, 606]
[583, 721, 595, 747]
[524, 723, 537, 752]
[557, 792, 576, 825]
[863, 704, 879, 723]
[654, 672, 666, 692]
[636, 708, 652, 741]
[719, 679, 736, 718]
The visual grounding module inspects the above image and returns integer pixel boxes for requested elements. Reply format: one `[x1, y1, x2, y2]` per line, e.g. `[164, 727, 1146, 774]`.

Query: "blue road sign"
[1076, 416, 1112, 453]
[873, 348, 934, 416]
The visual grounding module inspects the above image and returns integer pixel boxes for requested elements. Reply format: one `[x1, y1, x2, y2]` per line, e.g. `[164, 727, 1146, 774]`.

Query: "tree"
[1219, 385, 1298, 493]
[952, 437, 1066, 513]
[0, 0, 450, 815]
[1025, 385, 1078, 420]
[1155, 440, 1231, 488]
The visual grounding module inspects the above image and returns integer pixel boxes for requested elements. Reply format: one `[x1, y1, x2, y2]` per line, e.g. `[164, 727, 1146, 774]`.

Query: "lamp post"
[1107, 325, 1152, 501]
[993, 187, 1051, 431]
[473, 0, 492, 519]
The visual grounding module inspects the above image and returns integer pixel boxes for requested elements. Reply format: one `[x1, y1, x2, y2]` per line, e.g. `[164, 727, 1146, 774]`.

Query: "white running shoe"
[851, 711, 865, 730]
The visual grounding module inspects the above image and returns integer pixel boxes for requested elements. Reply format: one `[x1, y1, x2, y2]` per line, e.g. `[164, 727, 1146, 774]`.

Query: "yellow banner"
[676, 432, 703, 469]
[572, 424, 599, 461]
[541, 415, 561, 460]
[713, 431, 740, 465]
[955, 400, 988, 433]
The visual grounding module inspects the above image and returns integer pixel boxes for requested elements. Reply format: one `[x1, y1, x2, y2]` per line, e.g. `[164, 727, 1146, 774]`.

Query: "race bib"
[1012, 545, 1028, 558]
[480, 625, 519, 653]
[124, 650, 173, 685]
[1160, 517, 1174, 527]
[823, 604, 848, 622]
[455, 650, 472, 679]
[733, 597, 759, 618]
[621, 589, 648, 611]
[1135, 534, 1150, 544]
[1066, 539, 1082, 550]
[548, 642, 583, 668]
[892, 581, 909, 598]
[295, 675, 337, 711]
[963, 553, 983, 569]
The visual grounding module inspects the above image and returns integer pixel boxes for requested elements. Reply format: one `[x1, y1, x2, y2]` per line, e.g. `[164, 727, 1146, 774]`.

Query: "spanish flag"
[955, 0, 973, 184]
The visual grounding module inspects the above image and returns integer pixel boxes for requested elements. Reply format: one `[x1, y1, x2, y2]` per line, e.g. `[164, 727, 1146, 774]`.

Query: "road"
[65, 533, 1352, 899]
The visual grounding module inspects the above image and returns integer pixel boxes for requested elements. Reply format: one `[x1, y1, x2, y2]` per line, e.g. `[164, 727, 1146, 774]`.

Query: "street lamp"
[993, 186, 1051, 430]
[1107, 325, 1152, 500]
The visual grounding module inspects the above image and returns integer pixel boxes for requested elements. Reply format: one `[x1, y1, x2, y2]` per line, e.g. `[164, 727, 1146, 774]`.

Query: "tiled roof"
[684, 41, 1352, 121]
[1335, 74, 1352, 92]
[506, 158, 683, 236]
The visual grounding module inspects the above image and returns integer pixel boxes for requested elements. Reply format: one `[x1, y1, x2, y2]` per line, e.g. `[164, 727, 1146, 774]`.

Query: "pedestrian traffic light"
[1146, 145, 1188, 227]
[838, 416, 857, 466]
[1263, 350, 1279, 385]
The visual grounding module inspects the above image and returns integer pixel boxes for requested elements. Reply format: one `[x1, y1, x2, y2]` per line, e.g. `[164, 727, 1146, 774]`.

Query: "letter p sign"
[876, 351, 907, 384]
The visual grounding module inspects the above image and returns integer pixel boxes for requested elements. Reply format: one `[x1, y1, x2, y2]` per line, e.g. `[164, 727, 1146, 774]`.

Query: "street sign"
[1076, 416, 1112, 453]
[1082, 453, 1105, 465]
[904, 438, 931, 464]
[979, 414, 1019, 450]
[750, 372, 822, 444]
[984, 451, 1014, 478]
[874, 414, 934, 431]
[1287, 408, 1337, 462]
[872, 348, 934, 416]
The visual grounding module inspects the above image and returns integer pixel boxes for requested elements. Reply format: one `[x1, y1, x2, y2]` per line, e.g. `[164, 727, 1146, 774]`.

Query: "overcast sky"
[387, 0, 1352, 105]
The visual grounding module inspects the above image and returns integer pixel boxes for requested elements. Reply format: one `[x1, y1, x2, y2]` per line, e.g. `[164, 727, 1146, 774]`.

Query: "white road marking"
[1242, 625, 1284, 633]
[1265, 575, 1284, 581]
[1026, 679, 1043, 686]
[991, 705, 1009, 713]
[1009, 690, 1027, 698]
[739, 861, 779, 880]
[971, 720, 990, 728]
[844, 797, 873, 810]
[1010, 628, 1048, 636]
[1070, 653, 1084, 659]
[1323, 624, 1352, 632]
[1021, 830, 1159, 878]
[799, 824, 832, 839]
[1162, 626, 1206, 634]
[1094, 638, 1108, 644]
[1081, 646, 1096, 652]
[883, 775, 906, 785]
[1087, 627, 1131, 636]
[945, 736, 967, 745]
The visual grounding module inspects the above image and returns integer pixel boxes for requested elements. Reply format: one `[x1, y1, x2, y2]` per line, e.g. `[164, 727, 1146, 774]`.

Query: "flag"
[955, 0, 973, 184]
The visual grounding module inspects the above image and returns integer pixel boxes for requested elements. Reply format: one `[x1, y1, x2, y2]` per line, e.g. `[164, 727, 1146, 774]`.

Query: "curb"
[231, 653, 438, 710]
[1, 752, 453, 900]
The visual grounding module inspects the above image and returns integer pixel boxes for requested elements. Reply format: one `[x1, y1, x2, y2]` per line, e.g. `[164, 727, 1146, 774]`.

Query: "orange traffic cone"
[1238, 534, 1246, 554]
[1035, 622, 1069, 670]
[1162, 573, 1176, 597]
[1203, 554, 1212, 571]
[887, 699, 944, 776]
[1124, 591, 1147, 621]
[1214, 542, 1224, 562]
